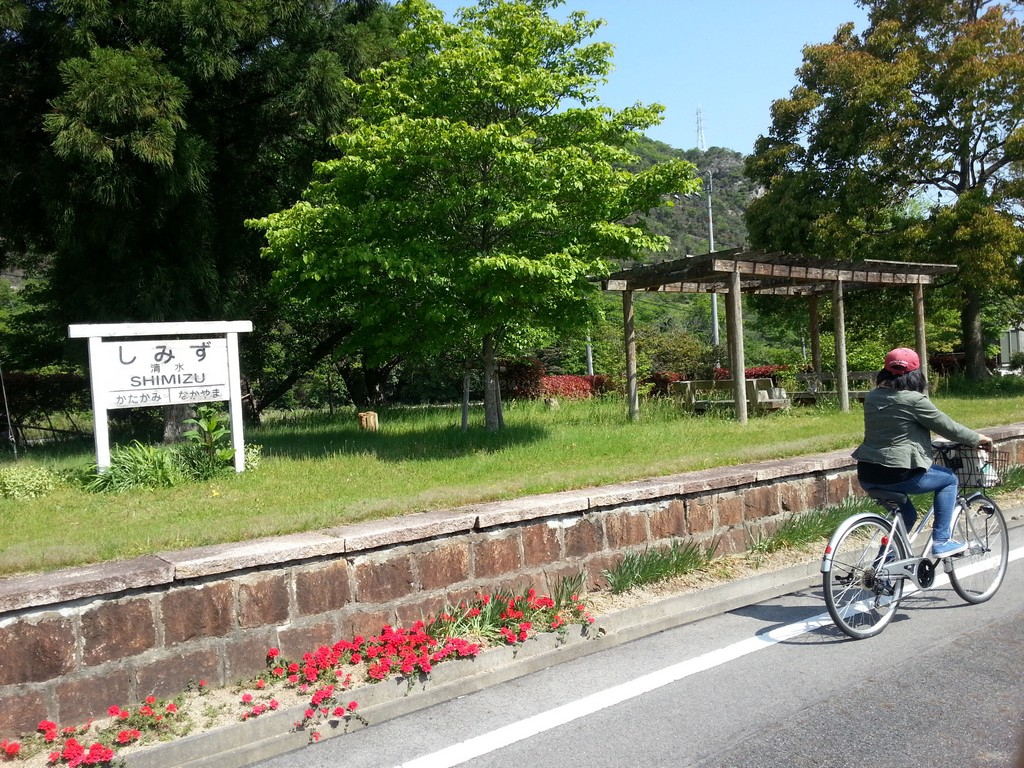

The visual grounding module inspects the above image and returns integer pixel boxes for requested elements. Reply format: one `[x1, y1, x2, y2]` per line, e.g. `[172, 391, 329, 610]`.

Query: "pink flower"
[241, 693, 253, 704]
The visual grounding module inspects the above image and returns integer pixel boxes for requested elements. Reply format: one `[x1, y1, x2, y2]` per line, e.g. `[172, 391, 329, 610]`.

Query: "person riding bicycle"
[852, 347, 993, 558]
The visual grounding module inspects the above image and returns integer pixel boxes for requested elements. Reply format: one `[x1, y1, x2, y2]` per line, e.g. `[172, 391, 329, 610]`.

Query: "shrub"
[646, 371, 684, 397]
[0, 370, 89, 425]
[501, 359, 545, 400]
[0, 465, 59, 499]
[713, 365, 791, 383]
[539, 375, 593, 399]
[584, 374, 615, 395]
[85, 442, 182, 493]
[176, 406, 236, 481]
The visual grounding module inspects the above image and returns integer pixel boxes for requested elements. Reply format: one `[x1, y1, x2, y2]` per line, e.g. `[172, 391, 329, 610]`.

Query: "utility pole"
[698, 107, 719, 349]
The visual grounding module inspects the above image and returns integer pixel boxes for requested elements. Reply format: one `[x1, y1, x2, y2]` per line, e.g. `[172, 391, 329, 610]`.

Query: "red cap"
[884, 347, 920, 374]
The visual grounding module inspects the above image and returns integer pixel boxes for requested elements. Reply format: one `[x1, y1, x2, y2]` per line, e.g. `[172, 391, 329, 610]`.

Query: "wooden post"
[461, 362, 470, 432]
[623, 290, 639, 421]
[809, 295, 822, 373]
[726, 269, 748, 423]
[914, 284, 928, 376]
[833, 280, 850, 412]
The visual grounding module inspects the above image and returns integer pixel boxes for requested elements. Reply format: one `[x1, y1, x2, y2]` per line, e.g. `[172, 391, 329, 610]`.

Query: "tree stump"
[357, 411, 379, 431]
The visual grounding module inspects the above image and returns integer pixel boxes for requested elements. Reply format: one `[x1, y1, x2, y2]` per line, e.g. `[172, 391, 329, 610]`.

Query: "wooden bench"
[792, 371, 876, 405]
[671, 378, 790, 415]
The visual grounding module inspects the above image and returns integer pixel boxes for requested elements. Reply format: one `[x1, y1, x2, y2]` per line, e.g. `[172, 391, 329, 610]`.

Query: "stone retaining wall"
[2, 426, 1022, 739]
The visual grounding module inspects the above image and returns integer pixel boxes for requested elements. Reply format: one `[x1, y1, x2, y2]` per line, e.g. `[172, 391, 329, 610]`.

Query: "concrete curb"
[125, 506, 1024, 768]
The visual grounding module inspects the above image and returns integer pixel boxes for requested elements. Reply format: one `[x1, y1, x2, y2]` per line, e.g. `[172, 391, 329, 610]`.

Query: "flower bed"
[1, 589, 594, 766]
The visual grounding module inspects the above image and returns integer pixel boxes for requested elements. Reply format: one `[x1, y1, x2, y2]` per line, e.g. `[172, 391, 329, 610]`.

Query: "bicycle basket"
[932, 442, 1008, 488]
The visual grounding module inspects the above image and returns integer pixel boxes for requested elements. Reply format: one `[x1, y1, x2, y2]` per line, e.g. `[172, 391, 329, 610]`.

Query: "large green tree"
[0, 0, 399, 349]
[253, 0, 697, 429]
[745, 0, 1024, 378]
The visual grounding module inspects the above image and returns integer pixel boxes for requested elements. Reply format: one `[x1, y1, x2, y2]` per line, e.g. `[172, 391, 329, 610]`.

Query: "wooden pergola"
[602, 248, 958, 422]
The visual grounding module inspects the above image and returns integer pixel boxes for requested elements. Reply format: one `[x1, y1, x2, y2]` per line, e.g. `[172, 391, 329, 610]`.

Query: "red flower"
[84, 741, 114, 764]
[165, 703, 178, 713]
[106, 706, 121, 718]
[267, 647, 281, 659]
[347, 701, 358, 711]
[60, 738, 84, 766]
[0, 740, 20, 757]
[145, 695, 156, 705]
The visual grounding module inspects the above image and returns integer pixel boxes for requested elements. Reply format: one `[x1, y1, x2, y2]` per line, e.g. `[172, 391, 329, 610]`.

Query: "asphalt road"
[254, 526, 1024, 768]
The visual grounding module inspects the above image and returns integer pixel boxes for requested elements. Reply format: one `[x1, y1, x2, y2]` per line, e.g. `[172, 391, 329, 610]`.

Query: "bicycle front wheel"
[948, 496, 1008, 604]
[823, 516, 908, 640]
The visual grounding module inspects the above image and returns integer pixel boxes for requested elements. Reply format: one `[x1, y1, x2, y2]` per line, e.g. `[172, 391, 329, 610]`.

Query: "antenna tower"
[697, 106, 706, 151]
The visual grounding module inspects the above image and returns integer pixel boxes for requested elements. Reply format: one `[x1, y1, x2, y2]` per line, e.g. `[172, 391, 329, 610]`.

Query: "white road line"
[397, 543, 1024, 768]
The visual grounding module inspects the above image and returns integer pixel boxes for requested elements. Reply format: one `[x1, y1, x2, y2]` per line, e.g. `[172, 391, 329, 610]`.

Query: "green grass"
[1, 390, 1022, 576]
[603, 537, 718, 594]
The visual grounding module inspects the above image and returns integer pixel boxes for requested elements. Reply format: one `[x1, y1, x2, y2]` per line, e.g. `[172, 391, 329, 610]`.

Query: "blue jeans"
[859, 464, 960, 543]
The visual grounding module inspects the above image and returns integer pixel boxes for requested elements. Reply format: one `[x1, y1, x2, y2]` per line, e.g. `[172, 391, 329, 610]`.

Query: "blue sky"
[426, 1, 869, 155]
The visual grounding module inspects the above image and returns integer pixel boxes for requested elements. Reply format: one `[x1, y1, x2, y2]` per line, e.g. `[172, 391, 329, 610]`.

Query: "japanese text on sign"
[95, 338, 230, 410]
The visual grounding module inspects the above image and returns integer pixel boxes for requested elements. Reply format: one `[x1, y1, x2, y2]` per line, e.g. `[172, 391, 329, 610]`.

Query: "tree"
[252, 0, 698, 429]
[745, 0, 1024, 378]
[0, 1, 401, 383]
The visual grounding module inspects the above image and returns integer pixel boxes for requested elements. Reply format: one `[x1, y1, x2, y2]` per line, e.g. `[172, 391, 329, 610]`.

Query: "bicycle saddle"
[864, 488, 909, 504]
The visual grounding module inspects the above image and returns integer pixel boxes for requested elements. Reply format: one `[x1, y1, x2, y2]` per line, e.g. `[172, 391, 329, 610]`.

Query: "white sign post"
[68, 321, 253, 472]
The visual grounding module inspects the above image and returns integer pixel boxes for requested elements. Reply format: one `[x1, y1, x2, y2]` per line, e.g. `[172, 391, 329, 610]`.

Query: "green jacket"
[852, 387, 980, 470]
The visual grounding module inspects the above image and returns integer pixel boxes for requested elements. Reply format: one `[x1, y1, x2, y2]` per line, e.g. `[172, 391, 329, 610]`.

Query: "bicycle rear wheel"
[948, 496, 1008, 604]
[823, 516, 908, 640]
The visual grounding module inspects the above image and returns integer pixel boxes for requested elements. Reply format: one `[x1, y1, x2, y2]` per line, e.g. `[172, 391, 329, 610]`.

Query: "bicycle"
[821, 442, 1011, 640]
